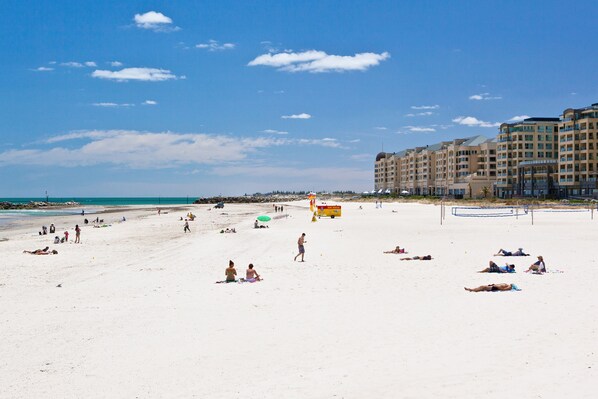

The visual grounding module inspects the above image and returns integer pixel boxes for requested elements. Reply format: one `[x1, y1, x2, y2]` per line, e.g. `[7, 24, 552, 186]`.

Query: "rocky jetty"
[193, 195, 304, 205]
[0, 201, 80, 210]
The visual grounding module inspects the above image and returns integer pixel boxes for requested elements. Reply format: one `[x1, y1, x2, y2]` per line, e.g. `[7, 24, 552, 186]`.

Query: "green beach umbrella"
[257, 215, 271, 222]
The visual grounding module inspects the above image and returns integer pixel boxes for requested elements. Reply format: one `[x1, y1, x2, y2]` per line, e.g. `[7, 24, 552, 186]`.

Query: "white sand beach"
[1, 201, 597, 398]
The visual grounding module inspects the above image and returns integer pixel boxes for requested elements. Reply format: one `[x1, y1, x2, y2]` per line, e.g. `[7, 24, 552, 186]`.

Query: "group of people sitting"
[39, 224, 56, 235]
[23, 247, 58, 255]
[220, 228, 236, 233]
[218, 260, 261, 283]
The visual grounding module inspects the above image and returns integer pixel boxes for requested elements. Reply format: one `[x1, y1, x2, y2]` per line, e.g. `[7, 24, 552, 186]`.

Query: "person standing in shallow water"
[294, 233, 307, 262]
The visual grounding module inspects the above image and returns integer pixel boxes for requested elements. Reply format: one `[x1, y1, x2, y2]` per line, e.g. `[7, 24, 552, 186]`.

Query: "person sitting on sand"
[384, 246, 406, 254]
[225, 260, 237, 282]
[526, 255, 546, 273]
[244, 264, 261, 282]
[465, 283, 521, 292]
[400, 255, 432, 261]
[478, 261, 515, 273]
[494, 248, 529, 256]
[53, 236, 60, 244]
[254, 220, 259, 229]
[49, 224, 55, 234]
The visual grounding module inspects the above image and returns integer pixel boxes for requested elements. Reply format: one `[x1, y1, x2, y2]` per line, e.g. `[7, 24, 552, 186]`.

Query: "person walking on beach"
[294, 233, 307, 262]
[184, 221, 191, 233]
[64, 231, 69, 242]
[74, 225, 81, 244]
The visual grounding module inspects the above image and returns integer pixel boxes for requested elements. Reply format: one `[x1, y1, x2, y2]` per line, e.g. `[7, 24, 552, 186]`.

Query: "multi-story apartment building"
[374, 136, 496, 197]
[496, 117, 560, 198]
[558, 103, 598, 196]
[376, 102, 598, 199]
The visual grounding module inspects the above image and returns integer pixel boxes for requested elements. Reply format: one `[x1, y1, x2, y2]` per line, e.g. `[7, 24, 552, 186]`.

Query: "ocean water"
[0, 198, 196, 227]
[0, 197, 197, 206]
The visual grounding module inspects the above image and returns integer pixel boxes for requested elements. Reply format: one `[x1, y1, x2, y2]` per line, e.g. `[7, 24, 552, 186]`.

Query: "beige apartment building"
[558, 103, 598, 197]
[496, 118, 560, 198]
[374, 136, 497, 197]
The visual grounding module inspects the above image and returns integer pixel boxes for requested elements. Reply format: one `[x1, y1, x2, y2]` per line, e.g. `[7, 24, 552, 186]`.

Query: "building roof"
[461, 135, 491, 146]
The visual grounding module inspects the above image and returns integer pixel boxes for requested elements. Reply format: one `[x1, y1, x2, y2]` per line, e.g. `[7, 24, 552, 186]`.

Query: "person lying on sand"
[478, 261, 515, 273]
[525, 255, 546, 273]
[23, 247, 58, 255]
[400, 255, 432, 261]
[384, 246, 406, 254]
[465, 283, 521, 292]
[494, 248, 529, 256]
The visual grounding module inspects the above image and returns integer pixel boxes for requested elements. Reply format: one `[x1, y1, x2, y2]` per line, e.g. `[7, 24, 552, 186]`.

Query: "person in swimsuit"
[74, 225, 81, 244]
[464, 283, 520, 292]
[294, 233, 307, 262]
[245, 264, 261, 282]
[225, 260, 237, 282]
[526, 255, 546, 273]
[23, 247, 58, 255]
[478, 261, 515, 273]
[495, 248, 529, 256]
[384, 246, 405, 254]
[400, 255, 432, 260]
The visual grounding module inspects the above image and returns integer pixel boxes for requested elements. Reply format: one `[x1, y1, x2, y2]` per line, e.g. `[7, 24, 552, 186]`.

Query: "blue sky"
[1, 0, 596, 197]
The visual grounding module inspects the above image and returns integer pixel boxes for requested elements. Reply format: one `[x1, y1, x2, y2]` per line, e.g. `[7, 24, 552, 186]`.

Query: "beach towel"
[510, 284, 522, 291]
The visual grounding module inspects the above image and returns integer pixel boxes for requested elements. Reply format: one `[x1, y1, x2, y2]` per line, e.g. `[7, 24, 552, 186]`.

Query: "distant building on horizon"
[374, 101, 598, 199]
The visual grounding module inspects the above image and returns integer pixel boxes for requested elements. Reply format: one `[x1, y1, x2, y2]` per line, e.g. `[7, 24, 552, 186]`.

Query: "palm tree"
[480, 186, 490, 199]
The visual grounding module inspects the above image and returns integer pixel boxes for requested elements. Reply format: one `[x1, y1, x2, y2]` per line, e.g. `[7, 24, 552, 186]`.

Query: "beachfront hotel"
[558, 103, 598, 196]
[375, 136, 497, 197]
[496, 118, 560, 198]
[375, 102, 598, 199]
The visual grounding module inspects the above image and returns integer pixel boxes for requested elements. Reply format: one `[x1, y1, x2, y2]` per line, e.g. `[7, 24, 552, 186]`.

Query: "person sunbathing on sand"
[525, 255, 546, 273]
[478, 261, 515, 273]
[400, 255, 432, 260]
[465, 283, 521, 292]
[384, 246, 406, 254]
[225, 260, 237, 282]
[244, 264, 261, 282]
[23, 247, 57, 255]
[494, 248, 529, 256]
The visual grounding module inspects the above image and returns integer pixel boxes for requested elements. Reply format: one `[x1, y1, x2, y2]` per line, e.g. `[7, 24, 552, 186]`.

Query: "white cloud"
[134, 11, 179, 32]
[405, 126, 436, 132]
[143, 100, 158, 105]
[350, 153, 371, 161]
[281, 113, 311, 119]
[110, 61, 123, 67]
[91, 67, 179, 82]
[452, 116, 500, 128]
[84, 61, 97, 67]
[32, 67, 53, 72]
[469, 93, 502, 101]
[92, 102, 135, 107]
[261, 129, 288, 135]
[374, 126, 387, 130]
[248, 50, 390, 73]
[508, 115, 530, 122]
[405, 111, 434, 117]
[61, 62, 84, 68]
[349, 139, 360, 143]
[411, 105, 439, 110]
[0, 130, 346, 168]
[297, 138, 343, 148]
[196, 40, 235, 51]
